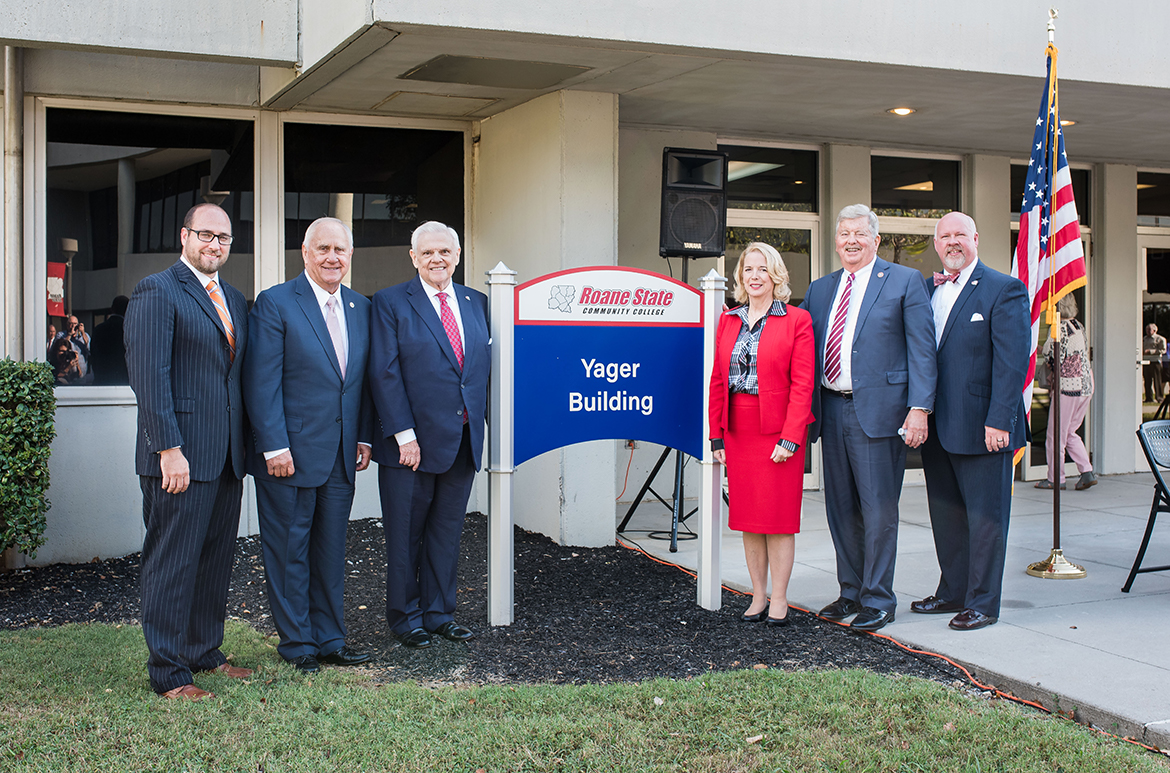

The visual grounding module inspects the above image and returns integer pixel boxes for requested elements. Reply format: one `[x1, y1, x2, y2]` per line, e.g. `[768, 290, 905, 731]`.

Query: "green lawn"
[1, 622, 1164, 772]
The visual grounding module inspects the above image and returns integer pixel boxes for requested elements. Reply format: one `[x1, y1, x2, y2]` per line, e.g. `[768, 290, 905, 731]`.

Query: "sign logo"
[517, 267, 701, 326]
[547, 285, 575, 313]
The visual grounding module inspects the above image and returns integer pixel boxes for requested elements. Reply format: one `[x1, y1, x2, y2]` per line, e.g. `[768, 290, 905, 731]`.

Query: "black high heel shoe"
[765, 615, 790, 627]
[741, 609, 768, 623]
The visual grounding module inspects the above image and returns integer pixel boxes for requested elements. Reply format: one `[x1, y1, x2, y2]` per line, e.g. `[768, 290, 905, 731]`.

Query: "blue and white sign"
[513, 267, 704, 464]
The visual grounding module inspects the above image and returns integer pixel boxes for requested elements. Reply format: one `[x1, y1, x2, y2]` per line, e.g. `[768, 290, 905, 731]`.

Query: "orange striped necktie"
[206, 280, 236, 362]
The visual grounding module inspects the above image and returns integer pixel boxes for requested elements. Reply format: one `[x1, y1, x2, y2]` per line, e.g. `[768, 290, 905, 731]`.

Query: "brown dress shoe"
[161, 684, 214, 700]
[210, 663, 253, 679]
[948, 609, 998, 630]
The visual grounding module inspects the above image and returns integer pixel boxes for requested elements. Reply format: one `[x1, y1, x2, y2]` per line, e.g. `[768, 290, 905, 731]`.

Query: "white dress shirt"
[180, 254, 232, 326]
[394, 280, 466, 448]
[822, 259, 876, 391]
[306, 274, 349, 362]
[931, 257, 980, 348]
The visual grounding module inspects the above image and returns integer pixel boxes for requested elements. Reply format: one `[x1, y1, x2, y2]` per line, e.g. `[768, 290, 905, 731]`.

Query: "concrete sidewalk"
[619, 472, 1170, 748]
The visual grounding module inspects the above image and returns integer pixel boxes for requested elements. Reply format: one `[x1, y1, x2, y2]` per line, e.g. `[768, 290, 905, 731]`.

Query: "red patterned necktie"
[823, 272, 854, 383]
[933, 271, 961, 286]
[438, 291, 464, 371]
[206, 280, 236, 362]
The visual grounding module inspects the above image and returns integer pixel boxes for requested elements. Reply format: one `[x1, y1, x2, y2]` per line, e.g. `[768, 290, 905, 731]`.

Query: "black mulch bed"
[1, 514, 965, 687]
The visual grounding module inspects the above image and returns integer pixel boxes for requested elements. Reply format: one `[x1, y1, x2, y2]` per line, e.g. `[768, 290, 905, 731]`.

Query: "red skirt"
[724, 393, 804, 534]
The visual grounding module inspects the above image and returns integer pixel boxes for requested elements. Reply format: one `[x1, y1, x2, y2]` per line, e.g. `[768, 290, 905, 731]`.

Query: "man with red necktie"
[800, 203, 937, 632]
[125, 203, 251, 700]
[368, 221, 490, 649]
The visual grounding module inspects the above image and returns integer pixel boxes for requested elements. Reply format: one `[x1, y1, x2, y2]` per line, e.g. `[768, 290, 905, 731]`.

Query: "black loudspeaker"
[659, 148, 729, 259]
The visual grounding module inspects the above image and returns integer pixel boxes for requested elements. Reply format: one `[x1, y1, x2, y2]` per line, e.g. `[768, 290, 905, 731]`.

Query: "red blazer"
[709, 305, 816, 446]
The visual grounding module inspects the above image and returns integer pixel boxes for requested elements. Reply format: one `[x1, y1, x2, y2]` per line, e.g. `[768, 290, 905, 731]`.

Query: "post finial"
[1048, 7, 1058, 42]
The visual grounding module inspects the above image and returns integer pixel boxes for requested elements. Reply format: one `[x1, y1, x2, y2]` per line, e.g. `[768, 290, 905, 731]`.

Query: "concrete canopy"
[263, 21, 1170, 167]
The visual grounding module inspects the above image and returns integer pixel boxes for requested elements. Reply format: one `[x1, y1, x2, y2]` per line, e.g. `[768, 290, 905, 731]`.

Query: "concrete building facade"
[3, 1, 1169, 565]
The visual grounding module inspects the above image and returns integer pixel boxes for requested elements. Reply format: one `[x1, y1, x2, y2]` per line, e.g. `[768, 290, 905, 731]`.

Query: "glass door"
[725, 210, 821, 489]
[875, 216, 939, 486]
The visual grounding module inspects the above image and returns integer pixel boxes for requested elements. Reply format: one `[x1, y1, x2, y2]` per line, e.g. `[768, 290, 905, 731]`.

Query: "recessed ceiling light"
[1138, 183, 1156, 190]
[793, 180, 805, 185]
[1060, 119, 1076, 127]
[887, 107, 916, 116]
[894, 181, 934, 192]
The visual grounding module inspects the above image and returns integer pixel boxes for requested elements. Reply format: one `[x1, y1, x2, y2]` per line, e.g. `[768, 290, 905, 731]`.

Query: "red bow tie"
[933, 271, 960, 286]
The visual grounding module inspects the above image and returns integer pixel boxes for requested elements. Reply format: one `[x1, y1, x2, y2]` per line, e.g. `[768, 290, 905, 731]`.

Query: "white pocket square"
[970, 312, 985, 322]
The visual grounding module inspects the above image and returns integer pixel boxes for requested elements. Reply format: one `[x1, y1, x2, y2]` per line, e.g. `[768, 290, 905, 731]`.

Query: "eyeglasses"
[186, 228, 234, 246]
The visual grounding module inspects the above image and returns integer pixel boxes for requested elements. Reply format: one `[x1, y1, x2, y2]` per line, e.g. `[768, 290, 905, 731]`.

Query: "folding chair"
[1124, 421, 1170, 592]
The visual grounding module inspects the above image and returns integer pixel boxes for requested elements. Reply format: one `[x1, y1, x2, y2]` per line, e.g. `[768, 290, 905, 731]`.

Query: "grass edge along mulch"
[1, 621, 1166, 772]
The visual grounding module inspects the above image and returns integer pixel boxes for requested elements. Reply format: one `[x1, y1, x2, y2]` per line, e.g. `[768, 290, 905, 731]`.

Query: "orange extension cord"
[615, 535, 1165, 757]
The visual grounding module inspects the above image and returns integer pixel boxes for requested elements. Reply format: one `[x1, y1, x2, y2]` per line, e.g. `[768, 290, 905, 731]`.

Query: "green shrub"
[0, 358, 56, 558]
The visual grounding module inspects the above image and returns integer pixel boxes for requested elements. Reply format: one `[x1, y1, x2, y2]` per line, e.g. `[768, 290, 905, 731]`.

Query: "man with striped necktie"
[800, 204, 936, 633]
[125, 203, 251, 699]
[369, 221, 490, 649]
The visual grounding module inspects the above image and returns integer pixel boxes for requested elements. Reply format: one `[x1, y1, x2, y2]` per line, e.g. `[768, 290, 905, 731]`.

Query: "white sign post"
[697, 269, 727, 611]
[487, 262, 517, 626]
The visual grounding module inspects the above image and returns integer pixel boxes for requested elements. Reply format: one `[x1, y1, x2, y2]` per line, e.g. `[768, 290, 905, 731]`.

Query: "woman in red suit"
[709, 242, 815, 627]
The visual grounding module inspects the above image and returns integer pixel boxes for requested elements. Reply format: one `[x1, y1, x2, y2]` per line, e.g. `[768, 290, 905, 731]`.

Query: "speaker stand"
[616, 255, 730, 552]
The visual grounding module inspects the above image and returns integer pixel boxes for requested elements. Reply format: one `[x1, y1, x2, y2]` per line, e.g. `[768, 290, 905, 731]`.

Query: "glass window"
[876, 232, 935, 280]
[1010, 164, 1090, 226]
[45, 108, 255, 386]
[282, 124, 464, 296]
[871, 156, 959, 218]
[1138, 172, 1170, 227]
[719, 145, 817, 213]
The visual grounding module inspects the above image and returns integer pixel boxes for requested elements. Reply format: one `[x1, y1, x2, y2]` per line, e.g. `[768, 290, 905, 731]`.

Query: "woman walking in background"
[1036, 294, 1096, 491]
[709, 243, 815, 627]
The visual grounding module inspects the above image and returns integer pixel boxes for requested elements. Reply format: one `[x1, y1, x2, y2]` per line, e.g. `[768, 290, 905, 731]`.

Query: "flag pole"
[1027, 7, 1086, 579]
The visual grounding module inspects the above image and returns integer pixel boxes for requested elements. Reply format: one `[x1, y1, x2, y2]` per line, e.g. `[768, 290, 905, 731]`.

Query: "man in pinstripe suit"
[125, 203, 251, 700]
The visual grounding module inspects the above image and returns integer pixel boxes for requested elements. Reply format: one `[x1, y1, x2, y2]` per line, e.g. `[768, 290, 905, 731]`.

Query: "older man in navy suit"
[125, 203, 251, 700]
[369, 221, 490, 649]
[245, 217, 374, 672]
[802, 203, 937, 632]
[913, 211, 1030, 630]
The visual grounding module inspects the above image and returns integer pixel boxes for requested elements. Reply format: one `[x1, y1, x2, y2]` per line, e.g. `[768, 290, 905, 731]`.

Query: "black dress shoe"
[393, 627, 434, 649]
[818, 597, 861, 622]
[909, 595, 963, 615]
[287, 655, 320, 673]
[765, 615, 790, 628]
[432, 621, 475, 642]
[319, 645, 372, 666]
[849, 607, 894, 632]
[948, 609, 998, 631]
[741, 609, 768, 623]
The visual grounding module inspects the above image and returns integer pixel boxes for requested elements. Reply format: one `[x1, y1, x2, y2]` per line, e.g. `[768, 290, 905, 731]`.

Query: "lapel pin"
[465, 295, 470, 301]
[877, 272, 884, 278]
[972, 280, 979, 285]
[349, 301, 355, 308]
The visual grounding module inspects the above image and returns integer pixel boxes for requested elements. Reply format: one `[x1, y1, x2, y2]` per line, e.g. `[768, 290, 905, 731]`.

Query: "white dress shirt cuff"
[263, 448, 289, 460]
[394, 429, 417, 446]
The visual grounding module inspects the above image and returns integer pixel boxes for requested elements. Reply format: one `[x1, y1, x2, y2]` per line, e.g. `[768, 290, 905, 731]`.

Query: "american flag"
[1011, 42, 1088, 451]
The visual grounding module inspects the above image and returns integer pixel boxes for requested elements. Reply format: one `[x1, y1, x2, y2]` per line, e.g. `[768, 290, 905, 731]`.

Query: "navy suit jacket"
[243, 272, 373, 488]
[932, 261, 1031, 455]
[802, 258, 937, 442]
[368, 275, 490, 474]
[125, 260, 248, 482]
